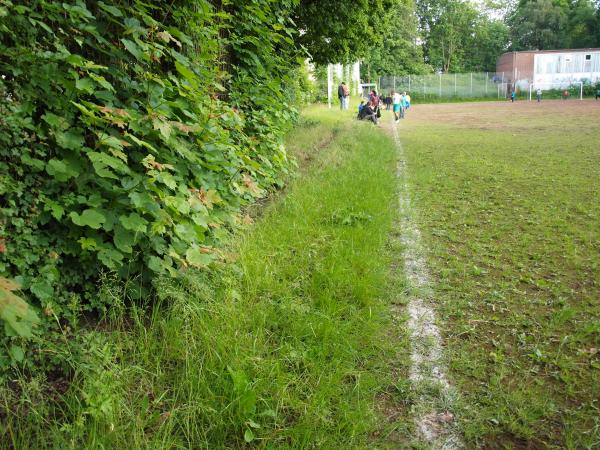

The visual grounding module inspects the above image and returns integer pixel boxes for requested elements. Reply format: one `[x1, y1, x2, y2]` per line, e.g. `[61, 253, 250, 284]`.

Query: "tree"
[360, 0, 431, 79]
[566, 0, 599, 48]
[293, 0, 398, 65]
[416, 0, 480, 72]
[507, 0, 569, 50]
[466, 19, 509, 71]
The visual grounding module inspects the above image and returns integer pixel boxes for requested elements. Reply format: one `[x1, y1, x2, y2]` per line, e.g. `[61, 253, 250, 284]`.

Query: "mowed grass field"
[399, 100, 600, 448]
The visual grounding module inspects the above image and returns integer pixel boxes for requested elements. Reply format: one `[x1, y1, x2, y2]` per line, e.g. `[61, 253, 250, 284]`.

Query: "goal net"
[529, 81, 584, 100]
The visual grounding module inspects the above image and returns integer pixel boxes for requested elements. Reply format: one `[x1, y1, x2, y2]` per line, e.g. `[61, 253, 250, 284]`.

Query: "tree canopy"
[354, 0, 600, 76]
[294, 0, 397, 64]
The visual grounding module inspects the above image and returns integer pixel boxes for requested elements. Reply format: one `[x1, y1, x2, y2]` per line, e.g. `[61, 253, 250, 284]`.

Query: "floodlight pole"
[529, 84, 532, 101]
[580, 82, 583, 100]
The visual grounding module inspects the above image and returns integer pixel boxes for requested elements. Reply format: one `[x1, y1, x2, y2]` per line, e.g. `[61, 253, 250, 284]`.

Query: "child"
[357, 100, 365, 118]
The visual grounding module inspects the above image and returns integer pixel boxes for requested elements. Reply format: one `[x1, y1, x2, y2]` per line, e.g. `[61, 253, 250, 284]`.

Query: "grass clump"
[1, 106, 413, 448]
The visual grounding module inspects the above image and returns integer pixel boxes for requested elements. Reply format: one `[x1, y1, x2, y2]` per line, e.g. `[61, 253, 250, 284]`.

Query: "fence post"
[454, 73, 457, 95]
[485, 72, 488, 95]
[439, 73, 442, 97]
[393, 76, 396, 90]
[529, 84, 532, 101]
[470, 72, 473, 96]
[580, 82, 583, 100]
[327, 64, 331, 108]
[408, 74, 411, 91]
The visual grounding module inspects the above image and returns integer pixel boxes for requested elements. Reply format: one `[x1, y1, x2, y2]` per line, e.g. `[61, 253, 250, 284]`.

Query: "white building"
[534, 50, 600, 87]
[497, 48, 600, 90]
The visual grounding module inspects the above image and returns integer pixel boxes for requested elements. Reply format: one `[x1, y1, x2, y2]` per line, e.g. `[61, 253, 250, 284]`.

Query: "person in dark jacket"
[358, 101, 378, 124]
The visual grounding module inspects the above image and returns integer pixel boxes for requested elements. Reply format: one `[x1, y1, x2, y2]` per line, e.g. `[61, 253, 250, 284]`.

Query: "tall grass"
[1, 107, 411, 448]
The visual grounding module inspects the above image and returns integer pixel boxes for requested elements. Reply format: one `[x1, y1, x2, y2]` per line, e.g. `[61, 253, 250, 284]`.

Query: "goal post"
[358, 83, 378, 99]
[529, 81, 584, 101]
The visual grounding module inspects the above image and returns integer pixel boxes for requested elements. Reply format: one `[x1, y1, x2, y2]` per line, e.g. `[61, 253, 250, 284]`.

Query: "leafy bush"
[0, 0, 304, 369]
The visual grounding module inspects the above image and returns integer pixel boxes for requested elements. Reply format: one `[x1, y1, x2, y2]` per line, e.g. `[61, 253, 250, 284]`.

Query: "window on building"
[584, 54, 592, 71]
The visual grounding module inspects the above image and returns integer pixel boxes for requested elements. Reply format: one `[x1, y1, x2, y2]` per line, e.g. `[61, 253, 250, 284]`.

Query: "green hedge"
[0, 0, 304, 370]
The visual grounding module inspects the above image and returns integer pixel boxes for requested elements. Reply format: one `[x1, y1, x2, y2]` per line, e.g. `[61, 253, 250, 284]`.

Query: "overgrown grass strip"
[1, 106, 410, 448]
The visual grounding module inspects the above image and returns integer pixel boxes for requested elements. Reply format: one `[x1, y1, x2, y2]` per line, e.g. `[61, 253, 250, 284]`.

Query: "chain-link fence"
[375, 73, 509, 100]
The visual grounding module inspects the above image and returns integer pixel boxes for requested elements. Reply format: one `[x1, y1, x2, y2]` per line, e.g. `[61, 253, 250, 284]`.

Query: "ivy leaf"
[78, 237, 98, 250]
[46, 158, 80, 181]
[113, 226, 134, 253]
[98, 1, 122, 17]
[125, 132, 158, 152]
[165, 195, 190, 215]
[42, 112, 68, 130]
[98, 135, 126, 151]
[75, 77, 95, 94]
[198, 188, 221, 209]
[45, 201, 65, 220]
[121, 38, 143, 60]
[30, 280, 53, 301]
[174, 222, 197, 242]
[156, 172, 177, 190]
[175, 61, 196, 83]
[152, 119, 173, 141]
[147, 256, 162, 273]
[119, 213, 148, 233]
[97, 247, 124, 270]
[21, 154, 46, 171]
[9, 345, 25, 363]
[88, 151, 130, 178]
[56, 129, 85, 150]
[70, 209, 106, 229]
[89, 73, 115, 92]
[185, 246, 214, 268]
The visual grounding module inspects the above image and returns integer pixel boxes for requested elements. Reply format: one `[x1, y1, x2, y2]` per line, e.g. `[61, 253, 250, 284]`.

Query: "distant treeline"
[359, 0, 600, 78]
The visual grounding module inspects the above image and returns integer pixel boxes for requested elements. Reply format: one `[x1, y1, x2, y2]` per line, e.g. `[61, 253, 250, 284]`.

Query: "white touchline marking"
[391, 121, 464, 449]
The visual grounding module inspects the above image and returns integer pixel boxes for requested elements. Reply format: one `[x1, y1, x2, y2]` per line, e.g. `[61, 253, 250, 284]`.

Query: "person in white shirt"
[392, 90, 402, 123]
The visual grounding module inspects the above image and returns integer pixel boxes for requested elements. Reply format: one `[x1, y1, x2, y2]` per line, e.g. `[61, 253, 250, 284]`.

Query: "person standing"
[392, 90, 401, 123]
[401, 91, 410, 118]
[536, 87, 542, 102]
[511, 90, 516, 102]
[338, 81, 350, 110]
